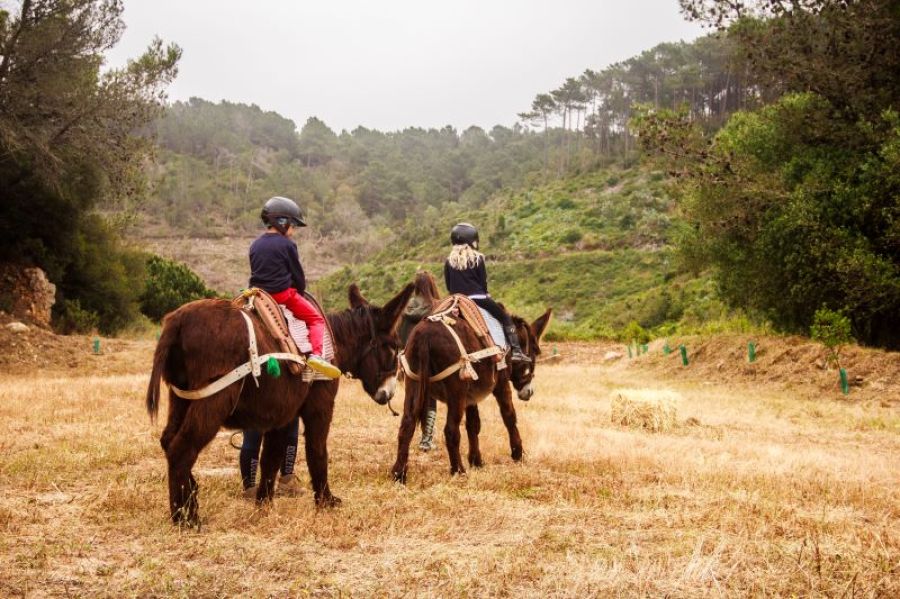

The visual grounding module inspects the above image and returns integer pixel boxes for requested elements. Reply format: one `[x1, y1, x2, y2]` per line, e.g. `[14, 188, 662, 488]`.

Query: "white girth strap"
[169, 310, 307, 401]
[398, 313, 503, 383]
[399, 346, 501, 383]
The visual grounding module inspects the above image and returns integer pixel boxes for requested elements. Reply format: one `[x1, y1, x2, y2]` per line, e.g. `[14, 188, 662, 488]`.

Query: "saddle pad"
[280, 306, 336, 382]
[478, 307, 507, 348]
[431, 294, 494, 342]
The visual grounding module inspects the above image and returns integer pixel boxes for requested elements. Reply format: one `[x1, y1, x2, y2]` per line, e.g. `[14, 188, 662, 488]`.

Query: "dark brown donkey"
[391, 272, 551, 483]
[146, 283, 413, 525]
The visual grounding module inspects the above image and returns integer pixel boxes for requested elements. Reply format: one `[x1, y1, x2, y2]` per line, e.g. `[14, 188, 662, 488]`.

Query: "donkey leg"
[494, 382, 524, 462]
[255, 425, 289, 504]
[391, 382, 420, 484]
[159, 395, 189, 453]
[444, 398, 466, 476]
[465, 404, 484, 468]
[164, 404, 222, 526]
[301, 382, 341, 507]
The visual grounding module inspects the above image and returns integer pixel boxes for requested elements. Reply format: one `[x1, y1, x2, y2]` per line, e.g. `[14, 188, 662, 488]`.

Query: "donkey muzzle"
[517, 383, 534, 401]
[374, 376, 397, 405]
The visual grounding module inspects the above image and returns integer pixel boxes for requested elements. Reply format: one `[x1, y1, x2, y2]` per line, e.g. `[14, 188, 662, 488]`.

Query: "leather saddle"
[232, 288, 304, 375]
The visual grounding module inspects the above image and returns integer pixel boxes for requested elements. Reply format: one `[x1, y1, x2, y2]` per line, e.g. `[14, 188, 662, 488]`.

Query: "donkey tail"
[146, 313, 181, 423]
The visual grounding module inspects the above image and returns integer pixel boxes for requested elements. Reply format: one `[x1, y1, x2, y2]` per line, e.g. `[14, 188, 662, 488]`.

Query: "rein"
[338, 306, 401, 417]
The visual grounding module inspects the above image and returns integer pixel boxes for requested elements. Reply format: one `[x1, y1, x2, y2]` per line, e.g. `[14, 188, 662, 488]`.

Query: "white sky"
[105, 0, 704, 133]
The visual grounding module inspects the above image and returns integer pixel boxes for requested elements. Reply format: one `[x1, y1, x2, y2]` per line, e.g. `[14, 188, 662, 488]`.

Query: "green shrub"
[620, 320, 650, 344]
[810, 307, 853, 365]
[140, 255, 218, 321]
[56, 299, 101, 334]
[560, 229, 583, 244]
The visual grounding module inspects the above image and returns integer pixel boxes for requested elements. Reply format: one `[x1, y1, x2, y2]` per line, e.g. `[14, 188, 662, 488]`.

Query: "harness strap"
[168, 313, 306, 401]
[170, 352, 305, 400]
[398, 345, 501, 383]
[243, 311, 262, 380]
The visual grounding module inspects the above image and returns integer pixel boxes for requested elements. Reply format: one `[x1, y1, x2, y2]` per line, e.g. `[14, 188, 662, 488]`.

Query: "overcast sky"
[105, 0, 705, 133]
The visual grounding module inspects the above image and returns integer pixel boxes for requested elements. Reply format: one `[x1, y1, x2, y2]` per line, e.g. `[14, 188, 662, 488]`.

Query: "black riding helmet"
[261, 196, 306, 229]
[450, 222, 479, 248]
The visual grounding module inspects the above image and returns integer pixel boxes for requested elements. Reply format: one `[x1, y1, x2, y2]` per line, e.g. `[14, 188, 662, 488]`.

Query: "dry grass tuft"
[610, 388, 679, 432]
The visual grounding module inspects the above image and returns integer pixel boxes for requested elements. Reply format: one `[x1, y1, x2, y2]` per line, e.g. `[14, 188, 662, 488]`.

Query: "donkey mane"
[328, 305, 372, 342]
[413, 270, 442, 307]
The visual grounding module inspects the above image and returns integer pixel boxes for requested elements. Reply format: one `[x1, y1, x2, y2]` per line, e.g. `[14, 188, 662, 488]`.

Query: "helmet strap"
[273, 222, 289, 235]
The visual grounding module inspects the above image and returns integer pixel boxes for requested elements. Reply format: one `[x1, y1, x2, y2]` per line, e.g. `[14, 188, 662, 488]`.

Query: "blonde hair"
[447, 244, 484, 270]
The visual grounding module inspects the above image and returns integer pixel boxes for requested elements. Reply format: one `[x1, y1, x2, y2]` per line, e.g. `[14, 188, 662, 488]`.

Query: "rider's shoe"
[504, 324, 532, 364]
[306, 354, 341, 379]
[277, 474, 302, 497]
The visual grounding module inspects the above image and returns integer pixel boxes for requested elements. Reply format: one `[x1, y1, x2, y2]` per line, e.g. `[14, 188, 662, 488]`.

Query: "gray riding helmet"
[261, 196, 306, 227]
[450, 222, 478, 248]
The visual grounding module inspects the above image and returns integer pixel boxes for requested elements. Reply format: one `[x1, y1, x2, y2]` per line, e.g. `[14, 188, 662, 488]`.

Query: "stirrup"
[509, 349, 532, 364]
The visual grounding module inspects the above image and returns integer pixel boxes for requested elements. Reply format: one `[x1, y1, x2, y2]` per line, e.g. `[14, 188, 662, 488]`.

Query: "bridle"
[344, 306, 400, 384]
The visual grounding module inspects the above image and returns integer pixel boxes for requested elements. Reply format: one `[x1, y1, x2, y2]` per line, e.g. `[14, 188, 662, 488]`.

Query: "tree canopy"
[636, 0, 900, 347]
[0, 0, 180, 332]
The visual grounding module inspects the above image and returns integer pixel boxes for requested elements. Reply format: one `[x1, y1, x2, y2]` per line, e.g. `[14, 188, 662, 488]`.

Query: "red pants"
[271, 288, 325, 356]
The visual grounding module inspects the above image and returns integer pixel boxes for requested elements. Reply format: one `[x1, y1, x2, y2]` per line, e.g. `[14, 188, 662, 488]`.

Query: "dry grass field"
[1, 340, 898, 597]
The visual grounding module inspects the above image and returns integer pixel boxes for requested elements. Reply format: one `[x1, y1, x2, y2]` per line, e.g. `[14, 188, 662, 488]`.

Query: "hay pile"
[611, 388, 680, 432]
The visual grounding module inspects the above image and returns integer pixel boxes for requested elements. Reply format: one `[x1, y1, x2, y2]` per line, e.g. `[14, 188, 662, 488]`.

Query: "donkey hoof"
[254, 490, 275, 504]
[171, 510, 201, 529]
[511, 447, 524, 462]
[468, 456, 484, 469]
[315, 493, 342, 508]
[391, 469, 407, 485]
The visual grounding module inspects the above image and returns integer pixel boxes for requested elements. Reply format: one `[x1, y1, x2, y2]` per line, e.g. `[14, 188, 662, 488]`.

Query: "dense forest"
[134, 30, 752, 246]
[637, 0, 900, 347]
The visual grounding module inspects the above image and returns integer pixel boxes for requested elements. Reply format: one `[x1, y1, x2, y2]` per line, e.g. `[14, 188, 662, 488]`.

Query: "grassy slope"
[317, 166, 731, 340]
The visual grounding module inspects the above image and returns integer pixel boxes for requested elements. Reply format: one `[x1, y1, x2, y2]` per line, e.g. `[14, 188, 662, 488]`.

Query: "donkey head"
[346, 283, 414, 405]
[509, 308, 552, 401]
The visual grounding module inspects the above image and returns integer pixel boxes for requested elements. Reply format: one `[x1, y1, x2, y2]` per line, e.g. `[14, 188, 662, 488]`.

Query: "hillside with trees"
[120, 28, 758, 330]
[636, 0, 900, 347]
[3, 0, 896, 347]
[131, 29, 752, 249]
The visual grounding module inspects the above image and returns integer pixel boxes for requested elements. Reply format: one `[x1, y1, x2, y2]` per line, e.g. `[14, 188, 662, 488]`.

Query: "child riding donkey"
[240, 196, 339, 497]
[416, 221, 532, 451]
[444, 222, 531, 365]
[248, 196, 340, 378]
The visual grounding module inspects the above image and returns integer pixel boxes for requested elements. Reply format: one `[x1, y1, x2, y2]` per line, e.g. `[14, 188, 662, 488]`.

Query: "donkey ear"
[348, 284, 368, 308]
[379, 283, 415, 332]
[531, 308, 553, 346]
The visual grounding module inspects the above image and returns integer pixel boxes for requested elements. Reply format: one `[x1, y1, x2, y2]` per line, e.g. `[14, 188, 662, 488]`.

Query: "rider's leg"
[240, 429, 262, 496]
[472, 297, 531, 363]
[272, 288, 340, 378]
[419, 397, 437, 451]
[272, 289, 326, 355]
